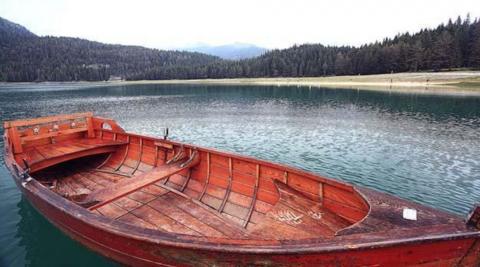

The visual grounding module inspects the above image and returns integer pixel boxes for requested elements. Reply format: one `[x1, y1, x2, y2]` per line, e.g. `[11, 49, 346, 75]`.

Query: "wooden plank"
[86, 116, 95, 138]
[223, 201, 249, 220]
[324, 183, 369, 211]
[9, 126, 23, 153]
[182, 176, 204, 193]
[129, 205, 200, 235]
[183, 187, 201, 199]
[218, 157, 233, 213]
[114, 136, 130, 171]
[288, 172, 321, 197]
[7, 112, 93, 127]
[113, 197, 143, 211]
[85, 153, 199, 210]
[273, 181, 350, 232]
[30, 146, 120, 173]
[27, 138, 126, 165]
[154, 141, 173, 150]
[92, 169, 132, 178]
[70, 173, 101, 191]
[76, 172, 111, 187]
[149, 197, 227, 238]
[53, 179, 78, 197]
[96, 153, 112, 169]
[23, 147, 45, 163]
[21, 128, 87, 142]
[201, 194, 223, 210]
[96, 203, 128, 219]
[180, 170, 192, 192]
[141, 184, 169, 196]
[323, 198, 367, 223]
[167, 173, 187, 187]
[165, 180, 182, 191]
[153, 182, 250, 231]
[127, 191, 157, 204]
[87, 169, 125, 182]
[269, 202, 335, 237]
[63, 176, 91, 195]
[243, 164, 260, 228]
[222, 213, 245, 226]
[116, 213, 157, 230]
[34, 144, 64, 158]
[248, 214, 317, 240]
[165, 194, 247, 238]
[153, 146, 159, 167]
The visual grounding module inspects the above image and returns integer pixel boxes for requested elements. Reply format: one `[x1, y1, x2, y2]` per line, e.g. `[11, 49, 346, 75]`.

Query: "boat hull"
[3, 113, 480, 266]
[7, 162, 480, 267]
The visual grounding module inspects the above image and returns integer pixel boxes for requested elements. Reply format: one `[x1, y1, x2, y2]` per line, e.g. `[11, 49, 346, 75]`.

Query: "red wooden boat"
[3, 112, 480, 266]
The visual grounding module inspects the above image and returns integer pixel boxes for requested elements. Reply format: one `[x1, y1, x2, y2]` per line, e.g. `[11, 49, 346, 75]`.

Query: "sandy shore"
[2, 71, 480, 96]
[120, 71, 480, 96]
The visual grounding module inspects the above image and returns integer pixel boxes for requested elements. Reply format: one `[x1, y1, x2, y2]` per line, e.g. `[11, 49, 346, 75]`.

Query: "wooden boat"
[3, 112, 480, 266]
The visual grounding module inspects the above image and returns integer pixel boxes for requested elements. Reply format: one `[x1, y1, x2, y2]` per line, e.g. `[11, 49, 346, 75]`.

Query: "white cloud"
[1, 0, 479, 49]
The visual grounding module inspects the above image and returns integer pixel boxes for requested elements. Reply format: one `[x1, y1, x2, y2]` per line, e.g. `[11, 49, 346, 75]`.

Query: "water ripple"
[0, 83, 479, 266]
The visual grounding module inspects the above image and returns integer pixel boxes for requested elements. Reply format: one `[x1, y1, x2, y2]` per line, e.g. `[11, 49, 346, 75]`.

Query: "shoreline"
[1, 71, 480, 96]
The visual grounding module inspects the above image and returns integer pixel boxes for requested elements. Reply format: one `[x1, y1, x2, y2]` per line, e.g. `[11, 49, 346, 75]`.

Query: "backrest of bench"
[4, 112, 94, 154]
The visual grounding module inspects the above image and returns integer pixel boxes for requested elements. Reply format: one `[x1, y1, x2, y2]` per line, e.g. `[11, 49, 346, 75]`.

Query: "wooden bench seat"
[22, 138, 128, 173]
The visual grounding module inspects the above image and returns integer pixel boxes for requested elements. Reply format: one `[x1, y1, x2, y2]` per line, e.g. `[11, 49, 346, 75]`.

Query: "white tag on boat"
[403, 208, 417, 220]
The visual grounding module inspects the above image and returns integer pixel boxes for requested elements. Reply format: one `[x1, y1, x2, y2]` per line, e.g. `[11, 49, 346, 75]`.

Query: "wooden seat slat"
[21, 128, 88, 143]
[84, 153, 199, 210]
[25, 138, 128, 173]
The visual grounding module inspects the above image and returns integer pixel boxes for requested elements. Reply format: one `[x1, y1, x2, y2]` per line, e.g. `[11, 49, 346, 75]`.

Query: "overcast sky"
[1, 0, 479, 50]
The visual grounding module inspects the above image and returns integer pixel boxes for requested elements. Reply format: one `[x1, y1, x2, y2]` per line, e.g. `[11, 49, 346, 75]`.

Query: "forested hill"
[0, 17, 220, 82]
[129, 16, 480, 80]
[1, 16, 480, 82]
[0, 17, 36, 42]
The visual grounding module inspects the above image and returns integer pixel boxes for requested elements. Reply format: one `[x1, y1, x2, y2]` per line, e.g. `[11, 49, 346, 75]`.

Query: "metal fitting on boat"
[163, 127, 169, 140]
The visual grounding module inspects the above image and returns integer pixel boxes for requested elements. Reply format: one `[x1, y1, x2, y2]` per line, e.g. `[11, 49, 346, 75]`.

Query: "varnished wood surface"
[36, 157, 345, 240]
[4, 113, 480, 266]
[19, 138, 128, 173]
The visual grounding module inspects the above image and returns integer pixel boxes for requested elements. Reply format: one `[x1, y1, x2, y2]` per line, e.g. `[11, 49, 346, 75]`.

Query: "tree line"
[128, 15, 480, 80]
[1, 15, 479, 82]
[0, 17, 220, 82]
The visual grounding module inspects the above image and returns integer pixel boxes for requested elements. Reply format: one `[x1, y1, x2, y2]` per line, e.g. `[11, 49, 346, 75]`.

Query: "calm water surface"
[0, 83, 479, 266]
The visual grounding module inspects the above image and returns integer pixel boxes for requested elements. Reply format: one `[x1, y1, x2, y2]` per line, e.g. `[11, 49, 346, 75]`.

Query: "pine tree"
[468, 19, 480, 68]
[431, 31, 455, 70]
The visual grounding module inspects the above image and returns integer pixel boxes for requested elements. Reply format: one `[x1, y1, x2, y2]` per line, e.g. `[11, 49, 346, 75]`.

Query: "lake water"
[0, 83, 479, 266]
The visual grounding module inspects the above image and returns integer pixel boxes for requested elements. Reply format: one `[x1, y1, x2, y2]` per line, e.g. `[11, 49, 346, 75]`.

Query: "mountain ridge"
[183, 43, 267, 60]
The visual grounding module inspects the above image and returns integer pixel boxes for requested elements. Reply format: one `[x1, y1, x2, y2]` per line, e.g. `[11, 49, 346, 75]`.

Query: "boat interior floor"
[34, 156, 351, 241]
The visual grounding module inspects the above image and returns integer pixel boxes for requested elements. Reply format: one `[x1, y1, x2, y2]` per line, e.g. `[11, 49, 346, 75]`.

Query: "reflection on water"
[15, 197, 116, 266]
[0, 83, 479, 266]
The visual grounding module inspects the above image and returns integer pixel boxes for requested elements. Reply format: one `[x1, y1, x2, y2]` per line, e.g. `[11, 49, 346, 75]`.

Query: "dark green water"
[0, 83, 479, 266]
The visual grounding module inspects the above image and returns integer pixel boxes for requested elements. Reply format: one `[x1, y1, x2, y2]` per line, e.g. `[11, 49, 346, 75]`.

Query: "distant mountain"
[184, 43, 267, 60]
[0, 16, 220, 82]
[0, 17, 36, 45]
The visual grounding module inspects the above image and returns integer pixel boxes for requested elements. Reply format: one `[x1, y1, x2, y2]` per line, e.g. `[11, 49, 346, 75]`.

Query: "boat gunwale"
[4, 130, 479, 255]
[97, 128, 358, 193]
